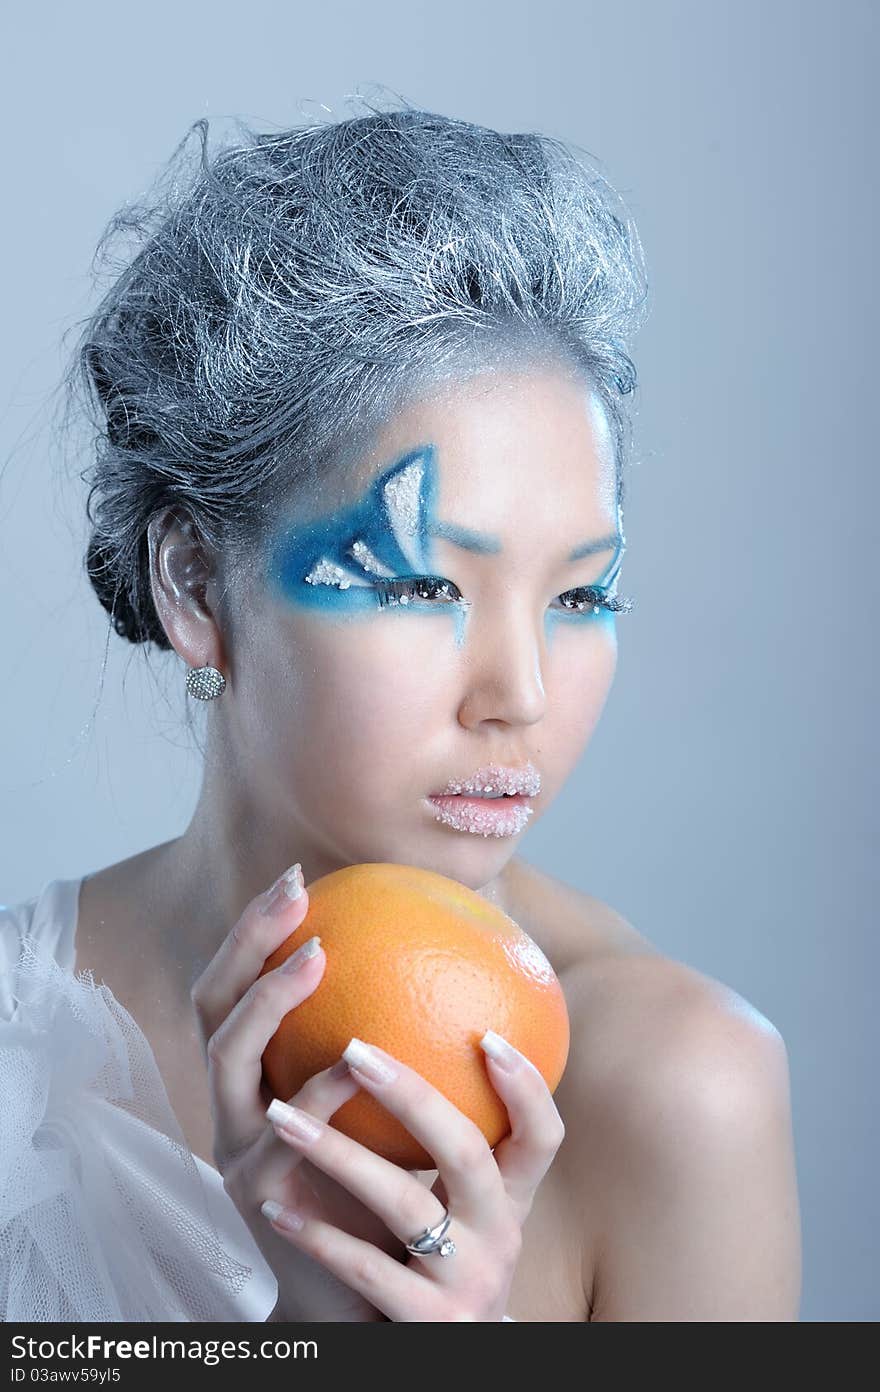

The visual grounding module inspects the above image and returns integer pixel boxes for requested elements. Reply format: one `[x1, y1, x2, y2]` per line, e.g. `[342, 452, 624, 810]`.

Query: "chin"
[339, 809, 524, 888]
[415, 840, 519, 892]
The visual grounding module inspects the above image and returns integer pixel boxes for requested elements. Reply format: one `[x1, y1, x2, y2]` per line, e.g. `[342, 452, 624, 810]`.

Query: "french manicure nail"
[266, 1098, 323, 1141]
[280, 935, 321, 971]
[342, 1037, 397, 1084]
[281, 864, 305, 900]
[262, 863, 305, 916]
[261, 1198, 304, 1232]
[479, 1029, 522, 1073]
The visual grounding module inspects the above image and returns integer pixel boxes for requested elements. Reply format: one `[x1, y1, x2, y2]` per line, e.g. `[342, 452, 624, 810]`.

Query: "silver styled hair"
[65, 100, 650, 651]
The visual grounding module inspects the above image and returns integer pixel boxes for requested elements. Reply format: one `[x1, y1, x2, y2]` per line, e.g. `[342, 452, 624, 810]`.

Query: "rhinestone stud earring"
[185, 664, 226, 700]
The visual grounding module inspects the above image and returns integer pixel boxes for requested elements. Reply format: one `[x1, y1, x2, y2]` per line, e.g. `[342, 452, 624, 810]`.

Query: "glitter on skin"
[349, 538, 395, 577]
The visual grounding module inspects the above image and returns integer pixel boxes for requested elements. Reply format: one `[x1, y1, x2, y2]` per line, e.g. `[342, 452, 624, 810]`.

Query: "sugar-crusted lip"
[425, 791, 536, 839]
[429, 762, 541, 798]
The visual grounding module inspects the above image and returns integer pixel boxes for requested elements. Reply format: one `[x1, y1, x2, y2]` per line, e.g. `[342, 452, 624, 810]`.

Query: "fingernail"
[281, 864, 305, 900]
[261, 1198, 304, 1232]
[261, 863, 305, 916]
[328, 1057, 350, 1080]
[479, 1029, 522, 1073]
[280, 935, 321, 972]
[342, 1037, 397, 1084]
[266, 1098, 323, 1142]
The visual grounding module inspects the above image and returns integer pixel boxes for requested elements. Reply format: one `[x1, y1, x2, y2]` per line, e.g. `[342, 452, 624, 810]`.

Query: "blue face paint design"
[266, 442, 631, 652]
[428, 519, 503, 555]
[267, 444, 469, 647]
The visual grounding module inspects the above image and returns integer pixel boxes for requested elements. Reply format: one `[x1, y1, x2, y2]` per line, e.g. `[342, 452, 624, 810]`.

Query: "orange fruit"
[259, 861, 570, 1170]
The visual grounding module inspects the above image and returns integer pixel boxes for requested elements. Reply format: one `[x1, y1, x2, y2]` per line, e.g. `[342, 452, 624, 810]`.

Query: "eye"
[374, 576, 636, 614]
[554, 586, 636, 616]
[374, 575, 463, 608]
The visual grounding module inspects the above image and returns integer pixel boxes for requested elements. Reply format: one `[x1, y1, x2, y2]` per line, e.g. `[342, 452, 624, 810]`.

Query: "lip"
[429, 761, 541, 799]
[425, 792, 535, 839]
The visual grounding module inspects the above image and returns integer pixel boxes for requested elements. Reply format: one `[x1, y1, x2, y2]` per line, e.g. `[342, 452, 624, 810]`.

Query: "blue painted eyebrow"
[428, 520, 503, 554]
[428, 519, 624, 561]
[566, 532, 625, 561]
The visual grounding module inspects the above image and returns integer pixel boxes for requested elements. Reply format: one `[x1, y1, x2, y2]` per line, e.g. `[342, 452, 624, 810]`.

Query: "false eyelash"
[374, 576, 462, 608]
[556, 586, 636, 615]
[374, 576, 635, 614]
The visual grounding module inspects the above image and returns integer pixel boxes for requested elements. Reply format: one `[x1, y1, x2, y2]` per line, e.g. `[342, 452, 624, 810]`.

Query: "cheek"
[545, 620, 619, 742]
[274, 616, 455, 779]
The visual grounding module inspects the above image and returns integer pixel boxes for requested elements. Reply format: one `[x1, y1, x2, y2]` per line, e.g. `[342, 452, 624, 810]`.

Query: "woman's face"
[219, 362, 626, 893]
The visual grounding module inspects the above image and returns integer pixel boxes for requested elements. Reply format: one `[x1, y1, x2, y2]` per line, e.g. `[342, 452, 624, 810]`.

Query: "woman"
[0, 105, 801, 1321]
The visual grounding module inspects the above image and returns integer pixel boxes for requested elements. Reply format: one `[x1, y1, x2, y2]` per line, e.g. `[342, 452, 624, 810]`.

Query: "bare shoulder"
[533, 854, 792, 1179]
[557, 945, 799, 1319]
[503, 859, 800, 1319]
[564, 947, 787, 1084]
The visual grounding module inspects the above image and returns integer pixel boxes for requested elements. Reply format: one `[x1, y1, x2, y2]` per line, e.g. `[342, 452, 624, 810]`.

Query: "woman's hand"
[261, 1024, 566, 1322]
[190, 863, 406, 1322]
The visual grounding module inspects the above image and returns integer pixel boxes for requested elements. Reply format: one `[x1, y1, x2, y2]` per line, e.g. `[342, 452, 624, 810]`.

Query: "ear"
[147, 508, 229, 673]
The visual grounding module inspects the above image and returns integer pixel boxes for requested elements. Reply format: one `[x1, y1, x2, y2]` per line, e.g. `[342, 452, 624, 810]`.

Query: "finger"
[222, 1057, 362, 1198]
[264, 1093, 456, 1260]
[479, 1031, 567, 1206]
[260, 1207, 446, 1323]
[207, 938, 326, 1166]
[190, 863, 310, 1052]
[329, 1037, 509, 1227]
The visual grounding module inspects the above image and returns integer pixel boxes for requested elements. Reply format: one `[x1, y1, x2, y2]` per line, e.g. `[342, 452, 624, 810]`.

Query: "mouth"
[424, 762, 540, 836]
[429, 762, 542, 800]
[428, 791, 527, 804]
[424, 791, 535, 838]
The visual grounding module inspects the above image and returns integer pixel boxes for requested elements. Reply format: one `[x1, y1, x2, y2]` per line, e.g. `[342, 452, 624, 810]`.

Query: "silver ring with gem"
[404, 1205, 457, 1258]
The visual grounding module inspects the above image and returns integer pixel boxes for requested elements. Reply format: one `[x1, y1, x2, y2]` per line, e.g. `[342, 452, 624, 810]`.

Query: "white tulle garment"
[0, 881, 278, 1322]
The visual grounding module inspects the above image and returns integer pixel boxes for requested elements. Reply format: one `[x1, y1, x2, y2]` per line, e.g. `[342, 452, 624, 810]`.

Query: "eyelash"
[374, 575, 635, 615]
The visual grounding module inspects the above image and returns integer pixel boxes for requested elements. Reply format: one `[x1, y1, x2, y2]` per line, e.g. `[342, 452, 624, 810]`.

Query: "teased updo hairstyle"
[68, 99, 649, 651]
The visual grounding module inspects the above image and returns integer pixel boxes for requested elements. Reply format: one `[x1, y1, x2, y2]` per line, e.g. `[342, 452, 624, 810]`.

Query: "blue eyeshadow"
[267, 444, 441, 616]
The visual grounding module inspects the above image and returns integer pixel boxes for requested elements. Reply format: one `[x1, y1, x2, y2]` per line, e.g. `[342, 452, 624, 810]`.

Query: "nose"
[455, 596, 547, 731]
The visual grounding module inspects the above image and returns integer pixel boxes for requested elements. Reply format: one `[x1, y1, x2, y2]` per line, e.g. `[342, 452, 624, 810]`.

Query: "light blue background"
[1, 0, 875, 1321]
